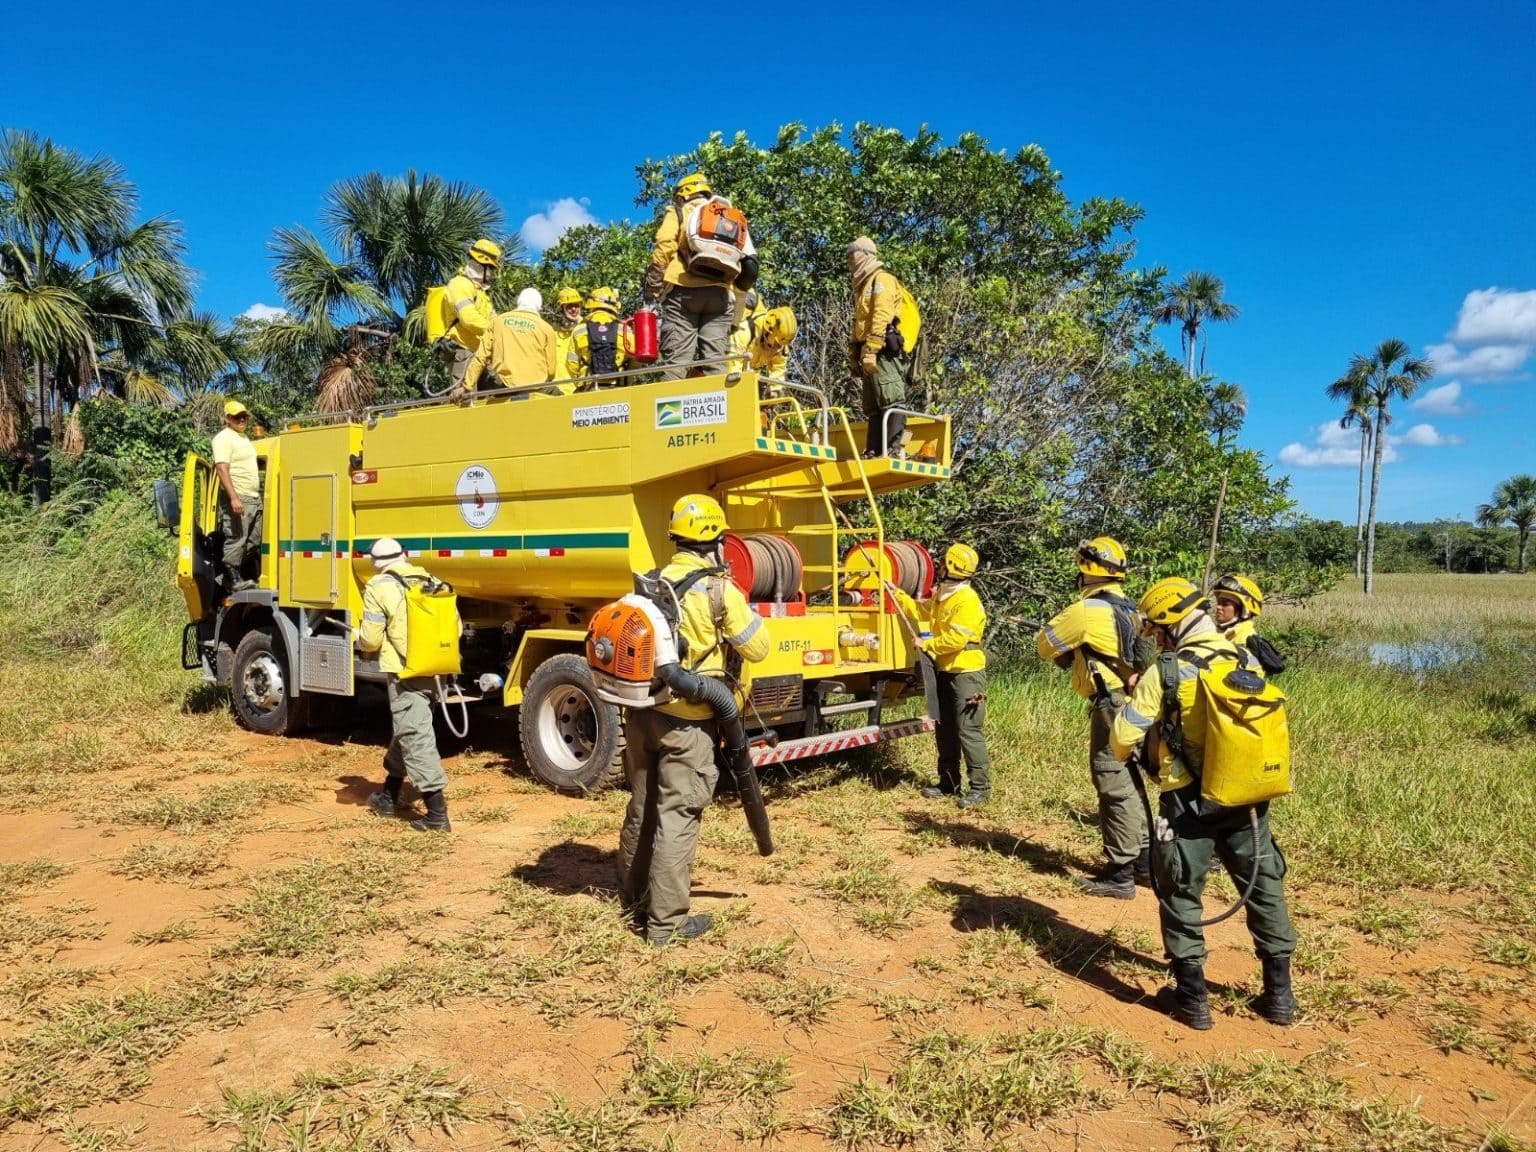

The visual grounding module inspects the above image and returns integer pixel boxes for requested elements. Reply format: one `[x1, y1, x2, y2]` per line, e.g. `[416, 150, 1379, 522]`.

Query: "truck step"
[816, 699, 878, 717]
[749, 717, 935, 767]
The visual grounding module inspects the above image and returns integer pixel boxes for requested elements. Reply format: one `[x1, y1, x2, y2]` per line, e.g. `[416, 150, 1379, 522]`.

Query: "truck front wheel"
[231, 627, 309, 736]
[520, 654, 625, 794]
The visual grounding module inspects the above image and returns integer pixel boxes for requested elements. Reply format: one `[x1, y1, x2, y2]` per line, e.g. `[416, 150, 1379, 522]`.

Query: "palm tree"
[1326, 369, 1375, 580]
[1153, 271, 1240, 376]
[261, 170, 510, 411]
[1342, 338, 1435, 594]
[1478, 474, 1536, 574]
[0, 130, 193, 482]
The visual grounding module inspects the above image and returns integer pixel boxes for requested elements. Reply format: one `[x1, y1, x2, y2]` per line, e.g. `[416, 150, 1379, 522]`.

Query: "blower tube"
[654, 661, 774, 857]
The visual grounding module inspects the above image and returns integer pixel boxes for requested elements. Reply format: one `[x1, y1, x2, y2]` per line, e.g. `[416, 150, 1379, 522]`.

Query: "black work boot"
[921, 784, 957, 799]
[1133, 847, 1152, 888]
[649, 913, 713, 948]
[366, 775, 407, 818]
[1158, 959, 1214, 1030]
[409, 790, 451, 833]
[957, 790, 990, 810]
[1253, 955, 1297, 1026]
[1076, 859, 1136, 899]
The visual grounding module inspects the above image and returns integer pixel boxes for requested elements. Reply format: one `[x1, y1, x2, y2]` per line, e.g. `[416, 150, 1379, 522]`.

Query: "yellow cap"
[224, 399, 248, 417]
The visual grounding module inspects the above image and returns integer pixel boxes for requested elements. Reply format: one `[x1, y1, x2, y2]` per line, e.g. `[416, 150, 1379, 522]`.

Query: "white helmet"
[370, 537, 406, 569]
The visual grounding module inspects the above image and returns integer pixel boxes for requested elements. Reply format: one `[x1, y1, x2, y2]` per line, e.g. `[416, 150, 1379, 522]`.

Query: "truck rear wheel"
[520, 654, 625, 794]
[231, 627, 309, 736]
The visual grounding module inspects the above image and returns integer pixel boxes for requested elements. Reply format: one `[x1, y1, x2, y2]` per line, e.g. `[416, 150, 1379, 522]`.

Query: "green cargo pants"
[218, 494, 262, 585]
[1152, 785, 1297, 965]
[936, 668, 990, 796]
[1090, 694, 1148, 866]
[861, 350, 909, 456]
[383, 677, 447, 794]
[618, 709, 719, 942]
[659, 284, 732, 381]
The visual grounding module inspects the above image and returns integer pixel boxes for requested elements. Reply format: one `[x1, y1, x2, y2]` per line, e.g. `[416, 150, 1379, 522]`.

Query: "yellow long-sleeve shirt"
[1036, 582, 1136, 699]
[656, 551, 771, 721]
[891, 582, 987, 673]
[1109, 631, 1242, 793]
[444, 272, 493, 351]
[463, 309, 559, 391]
[358, 562, 453, 676]
[850, 268, 907, 360]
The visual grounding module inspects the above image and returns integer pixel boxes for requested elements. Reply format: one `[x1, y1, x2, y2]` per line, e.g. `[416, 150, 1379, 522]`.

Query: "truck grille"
[750, 675, 803, 714]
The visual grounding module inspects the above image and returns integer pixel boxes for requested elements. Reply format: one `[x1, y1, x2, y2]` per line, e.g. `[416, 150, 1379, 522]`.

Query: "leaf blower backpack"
[682, 196, 751, 280]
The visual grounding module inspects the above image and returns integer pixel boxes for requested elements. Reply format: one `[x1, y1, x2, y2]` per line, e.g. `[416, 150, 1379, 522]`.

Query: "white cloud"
[241, 303, 287, 322]
[1452, 287, 1536, 345]
[1411, 380, 1465, 416]
[1398, 423, 1462, 447]
[1279, 421, 1388, 468]
[1425, 341, 1531, 378]
[519, 197, 598, 252]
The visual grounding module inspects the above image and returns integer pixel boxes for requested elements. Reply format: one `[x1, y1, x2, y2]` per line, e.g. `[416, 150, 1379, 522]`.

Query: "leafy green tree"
[1335, 339, 1434, 594]
[0, 130, 193, 477]
[1479, 474, 1536, 573]
[1153, 271, 1239, 376]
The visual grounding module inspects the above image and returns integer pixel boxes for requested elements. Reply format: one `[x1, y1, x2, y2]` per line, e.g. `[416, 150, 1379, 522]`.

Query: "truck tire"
[520, 653, 625, 794]
[231, 627, 309, 736]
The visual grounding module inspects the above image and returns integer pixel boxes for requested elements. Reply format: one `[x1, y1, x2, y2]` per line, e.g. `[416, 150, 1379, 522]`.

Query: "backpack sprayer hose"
[1130, 754, 1260, 927]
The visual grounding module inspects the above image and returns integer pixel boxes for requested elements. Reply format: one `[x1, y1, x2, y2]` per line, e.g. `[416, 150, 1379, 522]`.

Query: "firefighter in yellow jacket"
[458, 288, 558, 395]
[617, 494, 771, 946]
[1109, 577, 1297, 1030]
[848, 235, 916, 458]
[553, 287, 584, 383]
[1036, 537, 1154, 897]
[733, 304, 797, 378]
[891, 543, 991, 808]
[1213, 573, 1287, 676]
[439, 239, 501, 390]
[358, 538, 456, 833]
[644, 173, 759, 381]
[566, 287, 627, 381]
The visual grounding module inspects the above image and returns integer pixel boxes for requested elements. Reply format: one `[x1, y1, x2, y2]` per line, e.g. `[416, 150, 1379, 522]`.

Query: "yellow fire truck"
[165, 366, 953, 791]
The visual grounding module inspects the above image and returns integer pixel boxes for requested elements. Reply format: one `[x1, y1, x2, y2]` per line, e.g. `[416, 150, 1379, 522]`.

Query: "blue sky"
[3, 1, 1532, 523]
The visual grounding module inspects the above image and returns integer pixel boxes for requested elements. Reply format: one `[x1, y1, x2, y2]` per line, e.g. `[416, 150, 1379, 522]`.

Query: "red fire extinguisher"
[624, 306, 659, 364]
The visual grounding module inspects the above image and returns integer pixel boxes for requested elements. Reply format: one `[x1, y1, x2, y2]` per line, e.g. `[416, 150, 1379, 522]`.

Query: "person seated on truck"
[1212, 573, 1287, 676]
[1035, 537, 1156, 899]
[847, 236, 919, 458]
[890, 543, 992, 810]
[565, 287, 627, 383]
[438, 239, 501, 391]
[1109, 577, 1298, 1031]
[618, 494, 771, 946]
[729, 295, 797, 381]
[643, 172, 760, 381]
[552, 287, 584, 386]
[359, 538, 457, 833]
[455, 287, 559, 398]
[211, 399, 262, 593]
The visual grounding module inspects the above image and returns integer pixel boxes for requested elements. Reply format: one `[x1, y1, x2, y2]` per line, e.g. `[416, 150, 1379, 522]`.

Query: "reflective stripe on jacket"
[892, 582, 987, 673]
[444, 273, 493, 350]
[1036, 581, 1132, 699]
[656, 551, 771, 721]
[358, 562, 433, 675]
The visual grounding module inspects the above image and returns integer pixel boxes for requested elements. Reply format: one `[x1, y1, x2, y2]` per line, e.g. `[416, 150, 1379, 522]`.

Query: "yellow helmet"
[1076, 536, 1127, 580]
[557, 287, 583, 307]
[943, 542, 979, 579]
[675, 172, 712, 200]
[468, 238, 502, 267]
[1139, 577, 1206, 628]
[585, 286, 621, 317]
[1213, 573, 1263, 619]
[669, 494, 727, 542]
[759, 306, 798, 350]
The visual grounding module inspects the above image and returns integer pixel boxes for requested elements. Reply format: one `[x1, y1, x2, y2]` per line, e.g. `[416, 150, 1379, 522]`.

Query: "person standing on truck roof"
[1036, 537, 1157, 899]
[553, 287, 584, 385]
[1109, 577, 1298, 1031]
[618, 494, 771, 946]
[456, 287, 559, 396]
[439, 239, 501, 391]
[848, 236, 917, 458]
[566, 287, 627, 382]
[211, 399, 261, 592]
[890, 543, 992, 809]
[359, 538, 456, 833]
[644, 173, 760, 381]
[1212, 573, 1287, 676]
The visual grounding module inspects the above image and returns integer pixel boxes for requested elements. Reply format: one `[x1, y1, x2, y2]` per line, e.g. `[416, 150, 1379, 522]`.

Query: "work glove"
[642, 266, 665, 303]
[860, 350, 878, 376]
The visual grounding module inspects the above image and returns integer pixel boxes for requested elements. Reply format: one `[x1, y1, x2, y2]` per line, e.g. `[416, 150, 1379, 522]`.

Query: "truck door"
[175, 453, 219, 622]
[286, 473, 340, 605]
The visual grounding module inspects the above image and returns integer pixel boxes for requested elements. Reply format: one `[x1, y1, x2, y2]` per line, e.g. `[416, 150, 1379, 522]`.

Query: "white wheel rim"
[241, 651, 286, 717]
[537, 684, 598, 774]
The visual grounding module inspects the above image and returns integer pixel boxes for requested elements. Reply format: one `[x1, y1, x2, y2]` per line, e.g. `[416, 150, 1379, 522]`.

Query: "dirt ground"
[2, 701, 1533, 1151]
